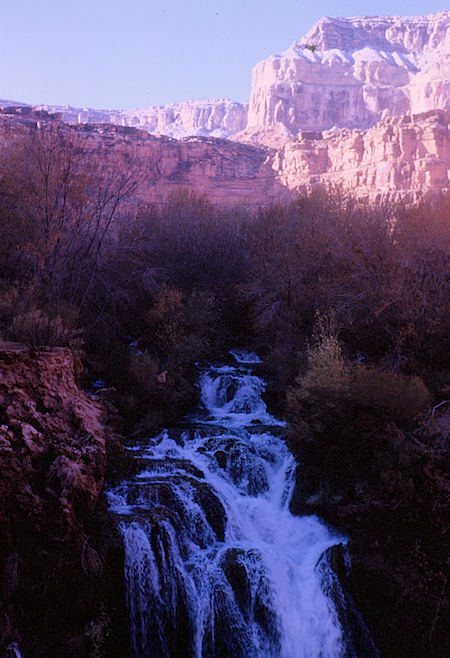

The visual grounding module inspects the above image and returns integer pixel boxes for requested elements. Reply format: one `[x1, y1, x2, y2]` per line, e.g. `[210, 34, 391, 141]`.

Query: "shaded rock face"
[316, 545, 379, 658]
[0, 112, 290, 208]
[0, 345, 129, 657]
[243, 12, 450, 144]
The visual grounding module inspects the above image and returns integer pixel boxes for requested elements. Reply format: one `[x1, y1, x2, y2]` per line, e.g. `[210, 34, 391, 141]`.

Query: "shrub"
[0, 281, 37, 339]
[120, 349, 198, 430]
[351, 365, 431, 423]
[127, 351, 161, 400]
[299, 334, 349, 400]
[145, 286, 187, 355]
[84, 608, 111, 658]
[7, 309, 82, 349]
[290, 313, 349, 403]
[143, 286, 221, 364]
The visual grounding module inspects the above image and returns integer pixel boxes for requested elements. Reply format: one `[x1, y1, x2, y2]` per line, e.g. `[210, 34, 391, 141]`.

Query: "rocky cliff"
[0, 107, 448, 204]
[272, 109, 450, 200]
[240, 12, 450, 145]
[2, 12, 449, 150]
[0, 344, 130, 657]
[36, 99, 248, 140]
[0, 109, 289, 207]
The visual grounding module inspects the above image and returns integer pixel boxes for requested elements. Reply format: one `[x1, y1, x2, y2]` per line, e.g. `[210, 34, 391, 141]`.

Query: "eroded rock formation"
[37, 99, 248, 140]
[1, 13, 449, 200]
[2, 106, 448, 205]
[0, 346, 105, 532]
[240, 12, 450, 145]
[2, 12, 449, 152]
[272, 110, 450, 200]
[0, 109, 289, 207]
[0, 344, 129, 657]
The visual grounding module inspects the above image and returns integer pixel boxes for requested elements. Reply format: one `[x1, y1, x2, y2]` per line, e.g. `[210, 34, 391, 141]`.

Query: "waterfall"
[107, 352, 367, 657]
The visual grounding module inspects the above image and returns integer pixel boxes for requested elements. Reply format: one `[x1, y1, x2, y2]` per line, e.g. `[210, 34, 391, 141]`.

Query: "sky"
[0, 0, 447, 110]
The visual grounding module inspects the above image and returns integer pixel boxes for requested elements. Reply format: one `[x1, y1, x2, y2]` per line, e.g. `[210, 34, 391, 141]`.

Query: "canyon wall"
[0, 107, 448, 204]
[273, 110, 450, 200]
[241, 12, 450, 145]
[2, 12, 449, 153]
[0, 109, 288, 207]
[84, 109, 450, 202]
[36, 99, 248, 140]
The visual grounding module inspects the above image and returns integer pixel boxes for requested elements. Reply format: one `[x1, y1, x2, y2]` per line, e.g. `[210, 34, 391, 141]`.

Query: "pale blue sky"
[0, 0, 447, 109]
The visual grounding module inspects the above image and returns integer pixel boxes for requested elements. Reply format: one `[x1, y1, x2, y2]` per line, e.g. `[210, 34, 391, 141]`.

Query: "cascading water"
[107, 352, 364, 657]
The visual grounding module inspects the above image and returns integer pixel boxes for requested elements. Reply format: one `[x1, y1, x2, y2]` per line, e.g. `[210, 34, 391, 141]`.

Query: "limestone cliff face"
[2, 12, 448, 152]
[241, 12, 450, 145]
[0, 108, 448, 205]
[76, 126, 286, 206]
[272, 110, 450, 200]
[119, 99, 248, 139]
[37, 99, 248, 140]
[71, 110, 450, 202]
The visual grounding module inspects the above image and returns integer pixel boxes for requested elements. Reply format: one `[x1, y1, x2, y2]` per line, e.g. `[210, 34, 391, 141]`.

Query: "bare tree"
[0, 125, 145, 309]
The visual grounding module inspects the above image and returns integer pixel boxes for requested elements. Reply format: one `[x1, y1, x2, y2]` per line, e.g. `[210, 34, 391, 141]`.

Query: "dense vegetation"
[0, 129, 448, 656]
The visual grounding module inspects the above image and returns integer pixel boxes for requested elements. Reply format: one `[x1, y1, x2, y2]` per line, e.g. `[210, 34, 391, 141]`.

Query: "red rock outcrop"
[0, 109, 289, 208]
[0, 107, 448, 205]
[0, 343, 129, 657]
[0, 345, 106, 538]
[272, 110, 450, 200]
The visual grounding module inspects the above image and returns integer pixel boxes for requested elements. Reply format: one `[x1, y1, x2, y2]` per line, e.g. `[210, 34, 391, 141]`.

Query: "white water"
[4, 644, 22, 658]
[229, 349, 263, 364]
[108, 353, 349, 657]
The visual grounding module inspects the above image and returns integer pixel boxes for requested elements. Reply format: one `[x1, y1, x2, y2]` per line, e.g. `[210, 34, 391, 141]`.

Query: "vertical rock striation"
[36, 99, 248, 140]
[0, 106, 448, 204]
[240, 12, 450, 145]
[272, 110, 450, 200]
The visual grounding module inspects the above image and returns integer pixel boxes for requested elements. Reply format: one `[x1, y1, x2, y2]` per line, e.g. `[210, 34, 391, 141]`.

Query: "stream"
[107, 351, 374, 657]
